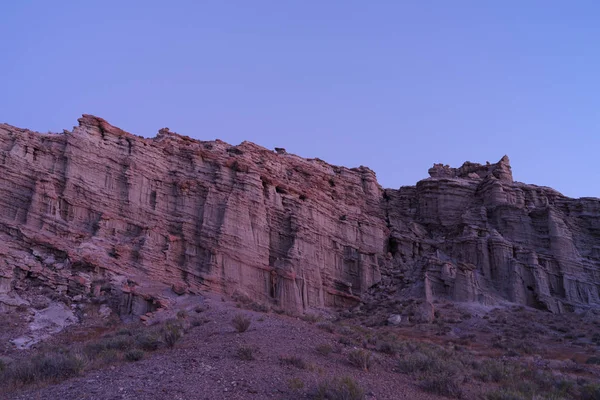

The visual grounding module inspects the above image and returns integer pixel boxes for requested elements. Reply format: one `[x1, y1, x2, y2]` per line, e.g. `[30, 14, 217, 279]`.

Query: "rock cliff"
[0, 116, 598, 317]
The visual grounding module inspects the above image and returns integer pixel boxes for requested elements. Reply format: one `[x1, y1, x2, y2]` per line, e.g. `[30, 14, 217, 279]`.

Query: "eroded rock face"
[0, 115, 385, 315]
[383, 156, 600, 313]
[0, 116, 598, 315]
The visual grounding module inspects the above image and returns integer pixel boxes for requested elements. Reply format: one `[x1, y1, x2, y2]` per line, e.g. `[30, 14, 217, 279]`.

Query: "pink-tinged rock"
[0, 116, 598, 316]
[172, 283, 187, 296]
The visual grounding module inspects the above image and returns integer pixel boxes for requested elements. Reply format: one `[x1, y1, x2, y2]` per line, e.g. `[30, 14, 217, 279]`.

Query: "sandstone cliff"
[0, 116, 598, 316]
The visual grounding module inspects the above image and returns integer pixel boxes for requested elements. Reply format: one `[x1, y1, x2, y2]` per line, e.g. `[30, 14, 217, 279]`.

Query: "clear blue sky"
[1, 1, 599, 198]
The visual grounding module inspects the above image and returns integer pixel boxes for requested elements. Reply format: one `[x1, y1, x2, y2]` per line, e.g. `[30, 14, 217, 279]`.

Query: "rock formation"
[0, 115, 598, 317]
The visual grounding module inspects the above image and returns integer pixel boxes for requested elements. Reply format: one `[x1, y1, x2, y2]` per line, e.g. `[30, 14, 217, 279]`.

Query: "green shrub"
[231, 314, 251, 333]
[348, 349, 373, 371]
[124, 349, 144, 362]
[315, 376, 365, 400]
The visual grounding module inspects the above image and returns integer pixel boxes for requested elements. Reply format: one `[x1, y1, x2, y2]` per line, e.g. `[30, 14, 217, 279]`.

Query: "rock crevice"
[0, 116, 598, 315]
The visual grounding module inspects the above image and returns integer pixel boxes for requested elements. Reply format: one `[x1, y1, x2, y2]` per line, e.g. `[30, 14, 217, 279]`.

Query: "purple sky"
[2, 1, 599, 198]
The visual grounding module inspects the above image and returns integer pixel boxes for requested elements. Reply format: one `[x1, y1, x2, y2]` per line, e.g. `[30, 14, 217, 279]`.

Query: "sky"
[1, 1, 599, 198]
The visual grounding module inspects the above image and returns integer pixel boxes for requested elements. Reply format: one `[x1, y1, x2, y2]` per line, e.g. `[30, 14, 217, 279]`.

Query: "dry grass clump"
[163, 320, 184, 348]
[316, 344, 334, 356]
[2, 351, 86, 386]
[124, 349, 144, 362]
[231, 314, 252, 333]
[315, 376, 365, 400]
[419, 373, 463, 398]
[348, 349, 374, 371]
[279, 355, 307, 369]
[316, 322, 336, 333]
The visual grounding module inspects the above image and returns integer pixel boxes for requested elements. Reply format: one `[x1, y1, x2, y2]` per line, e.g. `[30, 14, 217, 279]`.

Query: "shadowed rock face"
[384, 156, 600, 313]
[0, 115, 598, 315]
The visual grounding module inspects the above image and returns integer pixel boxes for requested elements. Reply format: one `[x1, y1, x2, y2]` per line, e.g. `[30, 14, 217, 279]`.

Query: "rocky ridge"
[0, 115, 598, 323]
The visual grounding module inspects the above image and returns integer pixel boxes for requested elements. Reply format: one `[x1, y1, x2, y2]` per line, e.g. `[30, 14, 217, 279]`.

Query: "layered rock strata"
[0, 116, 598, 315]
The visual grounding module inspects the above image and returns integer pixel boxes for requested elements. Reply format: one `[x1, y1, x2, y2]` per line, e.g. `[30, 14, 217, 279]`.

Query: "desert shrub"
[315, 376, 365, 400]
[8, 351, 86, 384]
[231, 314, 251, 333]
[176, 310, 188, 319]
[116, 328, 132, 336]
[163, 321, 183, 348]
[419, 373, 462, 398]
[396, 346, 460, 377]
[581, 383, 600, 400]
[104, 335, 134, 351]
[475, 359, 515, 383]
[375, 340, 401, 355]
[237, 346, 255, 361]
[347, 349, 373, 371]
[316, 344, 334, 356]
[98, 349, 120, 363]
[279, 355, 307, 369]
[397, 352, 439, 374]
[124, 349, 144, 362]
[586, 357, 600, 365]
[82, 341, 108, 359]
[337, 326, 355, 336]
[135, 332, 161, 351]
[288, 377, 304, 390]
[301, 314, 320, 323]
[248, 302, 270, 313]
[316, 322, 336, 333]
[339, 336, 359, 347]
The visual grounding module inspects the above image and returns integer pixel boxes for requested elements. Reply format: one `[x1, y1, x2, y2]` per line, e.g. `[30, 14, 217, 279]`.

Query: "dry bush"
[279, 355, 307, 369]
[347, 349, 373, 371]
[163, 321, 183, 348]
[231, 314, 251, 333]
[315, 376, 365, 400]
[124, 349, 144, 362]
[135, 332, 161, 351]
[316, 344, 334, 356]
[474, 359, 516, 383]
[316, 322, 336, 333]
[419, 373, 462, 398]
[4, 351, 86, 385]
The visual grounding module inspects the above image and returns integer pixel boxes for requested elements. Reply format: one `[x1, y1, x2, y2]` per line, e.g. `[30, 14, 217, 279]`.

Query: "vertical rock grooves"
[0, 115, 598, 315]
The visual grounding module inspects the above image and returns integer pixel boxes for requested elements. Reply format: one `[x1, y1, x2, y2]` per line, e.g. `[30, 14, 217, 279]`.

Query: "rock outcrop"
[383, 155, 600, 313]
[0, 116, 598, 316]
